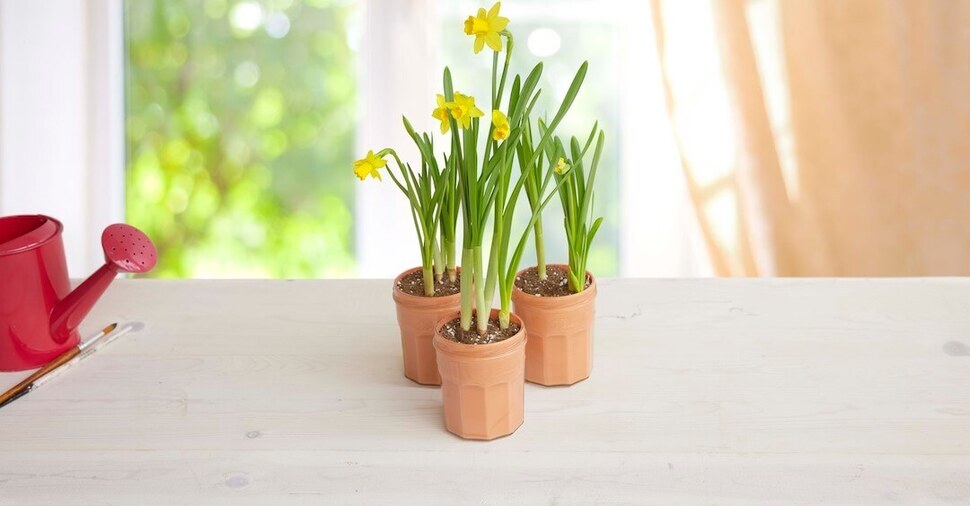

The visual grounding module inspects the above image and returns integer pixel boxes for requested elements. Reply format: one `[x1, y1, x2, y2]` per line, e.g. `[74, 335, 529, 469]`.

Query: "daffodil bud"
[492, 110, 510, 141]
[554, 157, 571, 175]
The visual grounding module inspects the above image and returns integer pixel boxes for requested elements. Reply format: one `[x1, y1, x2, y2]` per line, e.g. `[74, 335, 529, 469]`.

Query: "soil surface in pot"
[396, 269, 461, 297]
[514, 265, 591, 297]
[440, 315, 521, 345]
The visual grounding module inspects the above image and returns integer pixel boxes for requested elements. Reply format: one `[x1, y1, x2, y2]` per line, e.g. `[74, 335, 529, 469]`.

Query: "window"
[125, 0, 358, 277]
[0, 0, 699, 278]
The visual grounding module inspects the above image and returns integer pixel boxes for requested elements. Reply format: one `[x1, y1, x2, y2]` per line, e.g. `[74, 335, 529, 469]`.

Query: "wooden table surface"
[1, 278, 969, 504]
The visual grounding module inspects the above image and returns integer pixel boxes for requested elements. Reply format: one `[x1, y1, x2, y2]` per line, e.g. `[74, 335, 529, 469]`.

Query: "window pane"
[125, 0, 357, 278]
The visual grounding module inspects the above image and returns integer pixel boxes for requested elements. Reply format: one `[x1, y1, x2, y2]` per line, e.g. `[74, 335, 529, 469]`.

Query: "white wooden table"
[1, 279, 969, 504]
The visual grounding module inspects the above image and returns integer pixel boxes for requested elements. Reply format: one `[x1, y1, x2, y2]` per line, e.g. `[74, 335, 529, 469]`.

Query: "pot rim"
[392, 266, 462, 306]
[511, 264, 597, 306]
[433, 308, 526, 357]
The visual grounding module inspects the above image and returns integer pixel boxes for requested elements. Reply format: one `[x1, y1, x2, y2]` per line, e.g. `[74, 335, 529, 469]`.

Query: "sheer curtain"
[651, 0, 970, 276]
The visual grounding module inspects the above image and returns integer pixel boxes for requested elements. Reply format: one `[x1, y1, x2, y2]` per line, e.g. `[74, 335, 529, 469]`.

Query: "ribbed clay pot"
[433, 309, 527, 440]
[512, 265, 596, 386]
[392, 267, 461, 385]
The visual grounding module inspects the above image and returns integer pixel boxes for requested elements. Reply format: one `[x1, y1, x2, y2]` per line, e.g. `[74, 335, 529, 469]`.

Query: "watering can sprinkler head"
[101, 224, 158, 274]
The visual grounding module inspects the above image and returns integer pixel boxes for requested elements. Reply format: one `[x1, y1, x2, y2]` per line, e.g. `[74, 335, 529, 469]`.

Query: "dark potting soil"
[396, 269, 461, 297]
[514, 265, 590, 297]
[439, 315, 521, 345]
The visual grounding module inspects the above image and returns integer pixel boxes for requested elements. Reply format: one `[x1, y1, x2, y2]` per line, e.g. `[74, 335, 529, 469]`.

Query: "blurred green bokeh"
[125, 0, 357, 278]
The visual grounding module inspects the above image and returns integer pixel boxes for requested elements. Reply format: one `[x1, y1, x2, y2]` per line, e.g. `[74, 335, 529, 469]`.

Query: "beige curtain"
[651, 0, 970, 276]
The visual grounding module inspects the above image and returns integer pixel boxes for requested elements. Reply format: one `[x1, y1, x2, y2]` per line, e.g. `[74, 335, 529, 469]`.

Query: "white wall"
[0, 0, 124, 277]
[355, 0, 440, 277]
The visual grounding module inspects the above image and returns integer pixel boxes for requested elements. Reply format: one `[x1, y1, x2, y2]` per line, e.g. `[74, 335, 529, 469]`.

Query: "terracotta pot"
[511, 265, 596, 386]
[392, 267, 461, 385]
[433, 309, 527, 440]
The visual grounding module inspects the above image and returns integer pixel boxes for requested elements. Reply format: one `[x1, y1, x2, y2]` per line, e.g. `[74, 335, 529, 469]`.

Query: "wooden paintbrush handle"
[0, 347, 80, 406]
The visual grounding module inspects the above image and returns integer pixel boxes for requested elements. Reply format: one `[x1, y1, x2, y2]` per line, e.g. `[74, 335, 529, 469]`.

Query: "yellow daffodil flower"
[464, 2, 509, 54]
[432, 94, 452, 135]
[449, 92, 484, 129]
[353, 150, 387, 181]
[491, 110, 510, 141]
[554, 157, 571, 175]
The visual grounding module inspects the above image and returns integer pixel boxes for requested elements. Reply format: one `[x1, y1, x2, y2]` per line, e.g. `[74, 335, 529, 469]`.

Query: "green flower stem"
[422, 261, 435, 296]
[432, 235, 444, 283]
[445, 238, 457, 281]
[460, 247, 474, 330]
[472, 245, 487, 335]
[482, 227, 499, 316]
[482, 35, 514, 190]
[534, 218, 546, 279]
[499, 307, 511, 329]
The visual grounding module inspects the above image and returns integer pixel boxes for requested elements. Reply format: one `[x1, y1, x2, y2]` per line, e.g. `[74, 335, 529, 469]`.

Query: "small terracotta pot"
[512, 265, 596, 386]
[433, 309, 527, 440]
[392, 267, 461, 385]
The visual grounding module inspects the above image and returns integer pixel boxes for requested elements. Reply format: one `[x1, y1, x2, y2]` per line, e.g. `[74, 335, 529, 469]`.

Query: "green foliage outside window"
[125, 0, 357, 277]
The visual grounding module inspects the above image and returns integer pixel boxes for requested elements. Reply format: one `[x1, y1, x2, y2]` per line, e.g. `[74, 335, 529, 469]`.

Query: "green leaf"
[577, 130, 604, 238]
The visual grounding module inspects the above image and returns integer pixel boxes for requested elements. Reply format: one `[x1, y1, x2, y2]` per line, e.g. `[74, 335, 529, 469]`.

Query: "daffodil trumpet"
[353, 145, 450, 297]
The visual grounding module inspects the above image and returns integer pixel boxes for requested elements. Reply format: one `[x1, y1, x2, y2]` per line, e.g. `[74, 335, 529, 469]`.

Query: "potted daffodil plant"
[355, 128, 460, 386]
[431, 3, 588, 440]
[512, 123, 605, 386]
[356, 1, 602, 439]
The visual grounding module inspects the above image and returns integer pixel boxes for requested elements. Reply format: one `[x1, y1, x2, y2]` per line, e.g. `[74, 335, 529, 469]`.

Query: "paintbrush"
[0, 323, 124, 410]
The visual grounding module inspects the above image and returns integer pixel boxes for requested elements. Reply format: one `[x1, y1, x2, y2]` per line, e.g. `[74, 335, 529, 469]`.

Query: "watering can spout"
[49, 224, 157, 342]
[50, 264, 123, 342]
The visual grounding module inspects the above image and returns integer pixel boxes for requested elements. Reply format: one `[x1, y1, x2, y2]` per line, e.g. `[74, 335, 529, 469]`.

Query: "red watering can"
[0, 215, 157, 371]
